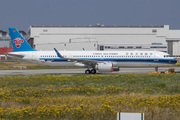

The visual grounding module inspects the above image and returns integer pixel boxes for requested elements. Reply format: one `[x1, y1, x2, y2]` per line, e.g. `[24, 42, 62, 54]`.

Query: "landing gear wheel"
[91, 69, 96, 74]
[155, 67, 158, 71]
[85, 70, 91, 74]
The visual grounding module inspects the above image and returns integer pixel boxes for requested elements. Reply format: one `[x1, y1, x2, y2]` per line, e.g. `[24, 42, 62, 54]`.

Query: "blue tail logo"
[13, 38, 24, 48]
[9, 28, 36, 52]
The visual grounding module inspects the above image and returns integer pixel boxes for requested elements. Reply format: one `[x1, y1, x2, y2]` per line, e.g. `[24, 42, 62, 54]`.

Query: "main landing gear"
[155, 66, 158, 71]
[85, 69, 96, 74]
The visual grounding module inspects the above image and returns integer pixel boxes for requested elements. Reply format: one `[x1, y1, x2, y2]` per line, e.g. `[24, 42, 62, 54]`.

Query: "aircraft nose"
[173, 58, 177, 64]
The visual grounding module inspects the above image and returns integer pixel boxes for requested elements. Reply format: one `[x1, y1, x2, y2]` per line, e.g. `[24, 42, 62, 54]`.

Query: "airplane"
[7, 28, 177, 74]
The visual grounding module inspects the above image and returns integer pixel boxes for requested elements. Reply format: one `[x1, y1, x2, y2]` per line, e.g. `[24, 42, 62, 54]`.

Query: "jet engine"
[95, 63, 113, 72]
[113, 67, 120, 71]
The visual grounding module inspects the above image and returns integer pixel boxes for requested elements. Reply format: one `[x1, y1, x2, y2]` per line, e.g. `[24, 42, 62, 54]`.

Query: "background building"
[27, 25, 169, 53]
[1, 25, 180, 57]
[27, 25, 180, 56]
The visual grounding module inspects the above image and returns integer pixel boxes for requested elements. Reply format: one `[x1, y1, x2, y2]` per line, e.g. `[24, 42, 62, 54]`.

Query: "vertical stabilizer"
[9, 28, 36, 52]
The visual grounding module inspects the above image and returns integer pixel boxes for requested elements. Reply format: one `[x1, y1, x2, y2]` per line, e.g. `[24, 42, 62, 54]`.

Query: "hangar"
[0, 25, 180, 57]
[26, 25, 180, 57]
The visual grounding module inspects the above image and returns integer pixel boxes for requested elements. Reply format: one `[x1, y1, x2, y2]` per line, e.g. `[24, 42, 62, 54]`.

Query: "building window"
[152, 29, 157, 33]
[100, 45, 104, 51]
[159, 46, 167, 48]
[127, 46, 133, 49]
[151, 46, 158, 48]
[151, 43, 162, 45]
[136, 46, 142, 49]
[105, 46, 110, 49]
[43, 29, 48, 32]
[119, 46, 124, 49]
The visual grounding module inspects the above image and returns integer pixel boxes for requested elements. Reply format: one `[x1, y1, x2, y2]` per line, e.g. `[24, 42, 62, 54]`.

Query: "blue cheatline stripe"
[39, 58, 176, 64]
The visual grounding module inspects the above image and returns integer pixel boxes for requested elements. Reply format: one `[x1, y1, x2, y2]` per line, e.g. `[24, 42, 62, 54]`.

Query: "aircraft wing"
[54, 48, 102, 66]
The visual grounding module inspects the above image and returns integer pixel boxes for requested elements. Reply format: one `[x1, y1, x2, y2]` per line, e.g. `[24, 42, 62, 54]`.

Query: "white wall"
[168, 30, 180, 38]
[0, 41, 9, 47]
[28, 26, 169, 51]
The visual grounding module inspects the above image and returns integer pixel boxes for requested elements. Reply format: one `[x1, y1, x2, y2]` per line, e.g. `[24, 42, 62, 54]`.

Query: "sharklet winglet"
[54, 48, 63, 58]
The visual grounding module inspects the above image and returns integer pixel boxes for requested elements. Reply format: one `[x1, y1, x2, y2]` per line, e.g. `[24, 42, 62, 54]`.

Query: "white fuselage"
[8, 50, 177, 67]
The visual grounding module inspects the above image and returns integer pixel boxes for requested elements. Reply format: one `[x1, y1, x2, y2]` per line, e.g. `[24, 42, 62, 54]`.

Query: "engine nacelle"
[95, 63, 113, 72]
[113, 67, 120, 71]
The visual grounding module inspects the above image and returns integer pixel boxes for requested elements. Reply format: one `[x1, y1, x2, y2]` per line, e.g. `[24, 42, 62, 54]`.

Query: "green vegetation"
[0, 74, 179, 95]
[0, 74, 179, 119]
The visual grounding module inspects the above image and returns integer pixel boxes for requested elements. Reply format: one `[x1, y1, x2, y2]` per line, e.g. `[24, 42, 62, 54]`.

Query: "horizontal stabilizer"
[6, 53, 24, 58]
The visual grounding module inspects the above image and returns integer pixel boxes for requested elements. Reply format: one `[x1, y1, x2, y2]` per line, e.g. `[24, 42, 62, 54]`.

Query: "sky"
[1, 0, 180, 32]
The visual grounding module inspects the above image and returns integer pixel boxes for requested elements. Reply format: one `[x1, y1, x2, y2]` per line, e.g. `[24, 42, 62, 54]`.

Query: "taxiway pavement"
[0, 67, 179, 75]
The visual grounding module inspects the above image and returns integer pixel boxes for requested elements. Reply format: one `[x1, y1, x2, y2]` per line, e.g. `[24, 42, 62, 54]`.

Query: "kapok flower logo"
[13, 38, 24, 48]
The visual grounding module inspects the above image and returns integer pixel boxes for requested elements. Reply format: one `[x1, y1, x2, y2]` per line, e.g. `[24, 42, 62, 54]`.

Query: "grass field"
[0, 74, 180, 119]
